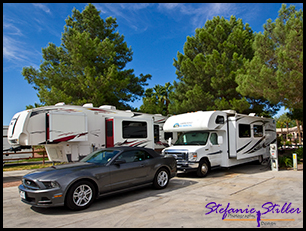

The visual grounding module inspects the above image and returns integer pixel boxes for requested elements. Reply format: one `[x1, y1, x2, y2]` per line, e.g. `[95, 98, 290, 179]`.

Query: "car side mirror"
[113, 159, 126, 165]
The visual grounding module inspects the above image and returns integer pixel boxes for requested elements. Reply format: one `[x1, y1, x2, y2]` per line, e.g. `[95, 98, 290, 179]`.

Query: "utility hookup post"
[270, 144, 278, 171]
[292, 153, 298, 171]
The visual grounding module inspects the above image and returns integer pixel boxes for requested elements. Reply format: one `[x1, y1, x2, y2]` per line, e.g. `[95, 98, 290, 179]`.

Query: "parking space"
[3, 162, 303, 228]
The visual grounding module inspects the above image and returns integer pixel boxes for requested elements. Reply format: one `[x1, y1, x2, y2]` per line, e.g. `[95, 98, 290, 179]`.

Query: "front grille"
[9, 139, 18, 144]
[164, 150, 188, 163]
[22, 179, 40, 190]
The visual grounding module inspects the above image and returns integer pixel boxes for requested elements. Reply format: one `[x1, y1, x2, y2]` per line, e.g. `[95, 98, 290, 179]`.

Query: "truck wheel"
[65, 180, 96, 210]
[153, 168, 169, 189]
[197, 159, 209, 177]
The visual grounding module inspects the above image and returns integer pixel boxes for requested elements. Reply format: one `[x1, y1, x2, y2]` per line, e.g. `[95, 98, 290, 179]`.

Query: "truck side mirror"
[218, 136, 223, 144]
[168, 137, 172, 146]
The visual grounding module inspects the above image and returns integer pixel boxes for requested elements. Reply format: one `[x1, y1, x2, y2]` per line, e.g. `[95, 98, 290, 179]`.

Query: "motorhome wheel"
[197, 159, 209, 177]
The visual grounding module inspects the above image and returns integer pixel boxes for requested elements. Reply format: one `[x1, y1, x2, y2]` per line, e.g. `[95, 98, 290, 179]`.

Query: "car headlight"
[188, 152, 197, 161]
[41, 181, 60, 189]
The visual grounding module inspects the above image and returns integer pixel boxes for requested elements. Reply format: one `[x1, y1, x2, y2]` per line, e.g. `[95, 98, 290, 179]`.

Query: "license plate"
[19, 190, 26, 199]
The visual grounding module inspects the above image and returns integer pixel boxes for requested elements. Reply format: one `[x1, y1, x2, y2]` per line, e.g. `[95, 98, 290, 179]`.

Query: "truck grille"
[164, 149, 188, 163]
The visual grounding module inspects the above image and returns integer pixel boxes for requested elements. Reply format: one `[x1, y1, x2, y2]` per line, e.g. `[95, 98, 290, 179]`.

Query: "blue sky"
[3, 3, 303, 125]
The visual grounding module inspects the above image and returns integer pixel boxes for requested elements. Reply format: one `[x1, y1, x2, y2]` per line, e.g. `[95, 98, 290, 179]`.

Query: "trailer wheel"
[197, 159, 210, 177]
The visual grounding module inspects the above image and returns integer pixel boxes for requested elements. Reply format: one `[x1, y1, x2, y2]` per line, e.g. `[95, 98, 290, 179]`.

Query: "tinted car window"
[80, 150, 119, 164]
[117, 150, 153, 163]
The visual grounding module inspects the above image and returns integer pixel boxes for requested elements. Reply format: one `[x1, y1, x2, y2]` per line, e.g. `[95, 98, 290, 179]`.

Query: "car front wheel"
[65, 180, 96, 210]
[153, 168, 169, 189]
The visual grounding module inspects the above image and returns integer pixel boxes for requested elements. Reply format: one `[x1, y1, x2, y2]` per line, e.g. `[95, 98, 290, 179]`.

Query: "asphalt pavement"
[3, 162, 303, 228]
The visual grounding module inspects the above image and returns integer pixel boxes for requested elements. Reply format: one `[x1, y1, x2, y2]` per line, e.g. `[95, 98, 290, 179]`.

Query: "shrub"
[278, 156, 293, 169]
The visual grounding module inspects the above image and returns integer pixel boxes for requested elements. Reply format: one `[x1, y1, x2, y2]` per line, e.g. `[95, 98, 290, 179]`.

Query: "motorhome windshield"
[174, 131, 209, 145]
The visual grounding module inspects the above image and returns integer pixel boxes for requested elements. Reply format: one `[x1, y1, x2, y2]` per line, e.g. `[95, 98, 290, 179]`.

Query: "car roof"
[102, 146, 160, 157]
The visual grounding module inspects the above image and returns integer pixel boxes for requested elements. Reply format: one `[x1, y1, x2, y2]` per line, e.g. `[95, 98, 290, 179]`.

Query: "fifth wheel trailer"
[7, 103, 176, 162]
[162, 110, 277, 177]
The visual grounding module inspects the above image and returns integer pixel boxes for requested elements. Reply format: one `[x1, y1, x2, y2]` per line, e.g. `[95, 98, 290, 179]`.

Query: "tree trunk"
[296, 119, 302, 144]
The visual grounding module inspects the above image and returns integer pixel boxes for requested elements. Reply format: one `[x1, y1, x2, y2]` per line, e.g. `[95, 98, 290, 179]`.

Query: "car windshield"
[174, 131, 209, 145]
[80, 149, 120, 164]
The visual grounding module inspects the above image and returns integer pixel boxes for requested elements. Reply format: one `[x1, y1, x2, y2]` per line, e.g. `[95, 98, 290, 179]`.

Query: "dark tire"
[196, 159, 210, 177]
[65, 180, 96, 211]
[153, 168, 169, 189]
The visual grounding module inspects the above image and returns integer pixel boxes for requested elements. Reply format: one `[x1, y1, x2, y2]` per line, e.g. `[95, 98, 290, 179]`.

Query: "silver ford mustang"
[18, 147, 176, 210]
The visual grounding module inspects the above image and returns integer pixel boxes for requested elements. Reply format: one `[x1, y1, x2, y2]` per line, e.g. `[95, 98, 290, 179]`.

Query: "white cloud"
[158, 3, 241, 30]
[119, 3, 151, 10]
[3, 36, 27, 61]
[3, 35, 41, 70]
[94, 3, 152, 32]
[159, 3, 180, 10]
[32, 3, 51, 14]
[3, 21, 23, 36]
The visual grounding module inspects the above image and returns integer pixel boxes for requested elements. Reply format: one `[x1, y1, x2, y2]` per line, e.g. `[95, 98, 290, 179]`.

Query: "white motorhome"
[162, 110, 276, 177]
[7, 103, 174, 162]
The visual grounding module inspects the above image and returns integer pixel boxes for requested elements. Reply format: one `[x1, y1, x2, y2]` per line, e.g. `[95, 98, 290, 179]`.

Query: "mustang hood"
[23, 162, 95, 181]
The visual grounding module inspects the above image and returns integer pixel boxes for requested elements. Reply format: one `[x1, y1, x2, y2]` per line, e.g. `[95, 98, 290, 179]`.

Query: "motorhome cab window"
[253, 125, 263, 137]
[210, 133, 218, 145]
[175, 131, 209, 145]
[122, 121, 147, 138]
[239, 124, 251, 138]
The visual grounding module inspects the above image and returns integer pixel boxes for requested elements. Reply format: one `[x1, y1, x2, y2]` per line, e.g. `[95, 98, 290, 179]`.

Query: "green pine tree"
[236, 4, 303, 111]
[170, 15, 278, 116]
[22, 3, 151, 109]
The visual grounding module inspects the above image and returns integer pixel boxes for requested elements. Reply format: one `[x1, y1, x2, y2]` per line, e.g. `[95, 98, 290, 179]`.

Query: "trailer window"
[253, 125, 263, 137]
[122, 121, 147, 138]
[239, 124, 251, 138]
[216, 115, 224, 124]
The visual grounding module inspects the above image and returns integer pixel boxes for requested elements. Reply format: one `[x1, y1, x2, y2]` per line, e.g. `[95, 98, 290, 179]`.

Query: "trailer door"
[106, 118, 114, 147]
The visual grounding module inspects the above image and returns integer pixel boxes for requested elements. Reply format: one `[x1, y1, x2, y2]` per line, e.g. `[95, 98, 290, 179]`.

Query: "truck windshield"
[174, 131, 209, 145]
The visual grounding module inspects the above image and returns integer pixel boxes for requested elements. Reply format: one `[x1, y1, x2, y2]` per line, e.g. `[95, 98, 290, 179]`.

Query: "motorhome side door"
[206, 132, 223, 167]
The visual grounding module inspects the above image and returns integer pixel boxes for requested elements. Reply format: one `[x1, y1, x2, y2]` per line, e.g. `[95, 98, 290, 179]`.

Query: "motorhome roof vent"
[55, 102, 65, 106]
[83, 103, 93, 108]
[99, 105, 116, 110]
[248, 113, 256, 116]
